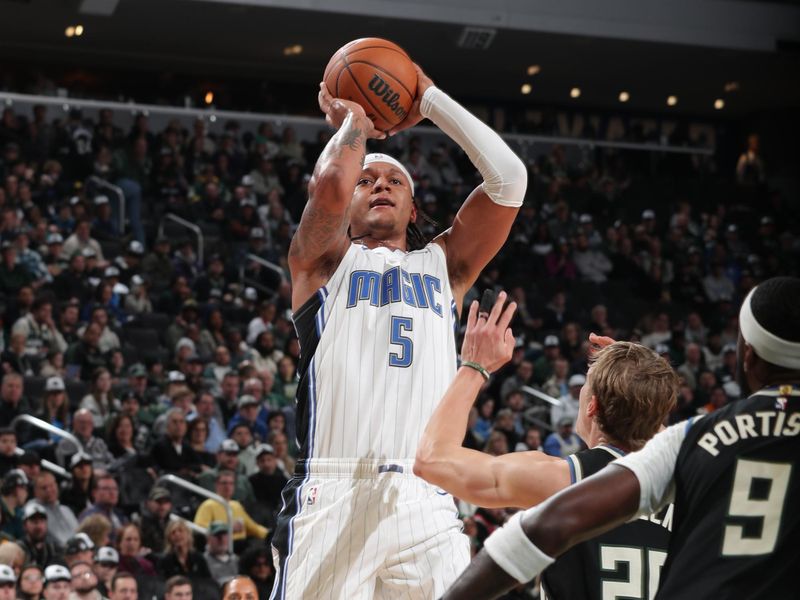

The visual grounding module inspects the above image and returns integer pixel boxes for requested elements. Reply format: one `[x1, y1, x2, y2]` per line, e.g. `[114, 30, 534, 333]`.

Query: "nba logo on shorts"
[307, 486, 319, 506]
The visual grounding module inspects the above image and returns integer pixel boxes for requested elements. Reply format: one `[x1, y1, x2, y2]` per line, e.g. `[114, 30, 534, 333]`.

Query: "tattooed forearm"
[340, 127, 363, 152]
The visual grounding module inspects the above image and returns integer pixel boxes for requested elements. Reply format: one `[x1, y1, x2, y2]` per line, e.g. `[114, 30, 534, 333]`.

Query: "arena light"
[283, 44, 303, 56]
[520, 83, 532, 95]
[618, 91, 630, 103]
[65, 26, 75, 37]
[570, 87, 581, 99]
[724, 81, 740, 93]
[667, 95, 678, 106]
[75, 25, 84, 36]
[204, 92, 214, 105]
[526, 65, 541, 76]
[209, 114, 217, 123]
[714, 98, 725, 110]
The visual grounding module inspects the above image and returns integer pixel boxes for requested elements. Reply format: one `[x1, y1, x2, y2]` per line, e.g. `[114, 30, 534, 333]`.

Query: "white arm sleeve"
[420, 86, 527, 207]
[612, 418, 699, 516]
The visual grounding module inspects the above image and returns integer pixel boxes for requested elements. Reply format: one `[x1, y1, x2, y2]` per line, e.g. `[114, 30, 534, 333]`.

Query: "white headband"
[739, 286, 800, 369]
[363, 153, 415, 196]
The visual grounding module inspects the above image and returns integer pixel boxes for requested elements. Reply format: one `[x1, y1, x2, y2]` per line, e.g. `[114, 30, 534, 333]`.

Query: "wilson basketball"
[323, 38, 418, 132]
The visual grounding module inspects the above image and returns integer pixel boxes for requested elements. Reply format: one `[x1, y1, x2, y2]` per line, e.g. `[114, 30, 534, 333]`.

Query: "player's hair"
[750, 277, 800, 343]
[588, 342, 679, 451]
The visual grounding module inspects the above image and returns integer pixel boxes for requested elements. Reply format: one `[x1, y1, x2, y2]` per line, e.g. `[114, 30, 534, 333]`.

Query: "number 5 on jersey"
[389, 316, 413, 367]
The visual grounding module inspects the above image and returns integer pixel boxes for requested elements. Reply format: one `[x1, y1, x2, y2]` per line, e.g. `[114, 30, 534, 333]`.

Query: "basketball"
[323, 37, 418, 132]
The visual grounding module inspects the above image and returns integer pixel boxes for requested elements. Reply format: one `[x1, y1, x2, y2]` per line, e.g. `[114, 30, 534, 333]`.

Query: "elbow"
[413, 445, 441, 484]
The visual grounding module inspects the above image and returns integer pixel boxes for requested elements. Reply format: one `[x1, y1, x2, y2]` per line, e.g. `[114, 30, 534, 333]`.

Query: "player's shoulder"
[566, 444, 625, 483]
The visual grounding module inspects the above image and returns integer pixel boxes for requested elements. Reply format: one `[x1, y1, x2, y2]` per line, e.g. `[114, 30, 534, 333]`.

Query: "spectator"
[735, 133, 765, 185]
[137, 487, 172, 554]
[0, 373, 31, 427]
[149, 408, 202, 477]
[193, 470, 267, 548]
[78, 307, 120, 354]
[92, 546, 118, 597]
[42, 564, 72, 600]
[0, 564, 15, 600]
[640, 312, 672, 349]
[68, 560, 103, 600]
[514, 426, 543, 452]
[18, 502, 61, 568]
[216, 372, 240, 425]
[123, 275, 151, 315]
[542, 357, 569, 400]
[107, 572, 137, 600]
[140, 238, 173, 295]
[0, 242, 33, 296]
[499, 360, 533, 403]
[60, 454, 93, 519]
[56, 410, 114, 472]
[0, 333, 36, 377]
[0, 469, 28, 539]
[31, 471, 78, 547]
[677, 343, 704, 390]
[248, 443, 287, 529]
[573, 231, 612, 283]
[227, 395, 268, 441]
[267, 431, 294, 477]
[116, 523, 156, 577]
[238, 547, 274, 600]
[533, 336, 561, 385]
[543, 417, 583, 457]
[78, 475, 128, 537]
[203, 521, 238, 586]
[11, 295, 68, 356]
[18, 563, 43, 600]
[0, 429, 17, 477]
[67, 323, 107, 382]
[79, 368, 119, 429]
[63, 534, 94, 568]
[197, 439, 255, 506]
[35, 377, 71, 442]
[156, 520, 211, 580]
[483, 430, 509, 456]
[164, 575, 193, 600]
[550, 373, 585, 428]
[60, 221, 104, 266]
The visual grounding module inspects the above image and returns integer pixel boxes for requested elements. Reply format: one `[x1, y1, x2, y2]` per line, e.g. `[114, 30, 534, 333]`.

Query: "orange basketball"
[323, 38, 418, 133]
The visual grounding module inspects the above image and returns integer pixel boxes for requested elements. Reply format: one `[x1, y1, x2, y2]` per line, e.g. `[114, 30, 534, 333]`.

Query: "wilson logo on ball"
[367, 74, 408, 119]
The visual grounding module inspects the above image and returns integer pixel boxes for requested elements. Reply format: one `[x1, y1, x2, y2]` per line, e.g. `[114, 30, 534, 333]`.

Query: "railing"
[239, 253, 287, 295]
[169, 513, 209, 537]
[520, 385, 562, 407]
[157, 474, 233, 554]
[0, 92, 716, 156]
[157, 214, 204, 265]
[13, 447, 72, 481]
[86, 176, 126, 234]
[11, 415, 84, 480]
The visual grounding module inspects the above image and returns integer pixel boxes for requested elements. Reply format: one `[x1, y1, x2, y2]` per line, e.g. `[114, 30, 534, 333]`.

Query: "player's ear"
[586, 395, 599, 418]
[742, 343, 755, 373]
[410, 199, 418, 223]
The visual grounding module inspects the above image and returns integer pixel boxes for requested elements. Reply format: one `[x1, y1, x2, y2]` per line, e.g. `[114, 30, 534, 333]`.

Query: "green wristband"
[462, 360, 490, 381]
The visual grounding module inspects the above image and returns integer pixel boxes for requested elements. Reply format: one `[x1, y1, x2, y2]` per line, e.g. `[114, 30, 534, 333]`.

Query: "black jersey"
[652, 386, 800, 599]
[541, 444, 672, 600]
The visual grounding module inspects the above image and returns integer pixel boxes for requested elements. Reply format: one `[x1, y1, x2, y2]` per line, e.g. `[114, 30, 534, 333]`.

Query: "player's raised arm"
[388, 65, 528, 304]
[288, 83, 385, 309]
[441, 466, 642, 600]
[415, 292, 570, 508]
[442, 419, 688, 599]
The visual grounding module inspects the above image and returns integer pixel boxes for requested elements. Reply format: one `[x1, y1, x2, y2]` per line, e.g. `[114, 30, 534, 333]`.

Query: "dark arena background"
[0, 1, 798, 599]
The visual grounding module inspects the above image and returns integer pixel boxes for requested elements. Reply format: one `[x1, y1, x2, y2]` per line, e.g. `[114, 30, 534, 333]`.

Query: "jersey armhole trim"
[565, 455, 580, 484]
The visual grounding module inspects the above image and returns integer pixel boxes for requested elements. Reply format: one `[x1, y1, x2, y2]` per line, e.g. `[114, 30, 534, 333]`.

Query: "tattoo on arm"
[340, 127, 363, 152]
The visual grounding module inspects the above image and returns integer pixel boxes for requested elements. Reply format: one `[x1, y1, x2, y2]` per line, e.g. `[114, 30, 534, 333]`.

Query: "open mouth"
[369, 197, 395, 209]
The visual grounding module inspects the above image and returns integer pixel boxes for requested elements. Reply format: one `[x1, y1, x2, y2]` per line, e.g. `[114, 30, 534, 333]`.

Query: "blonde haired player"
[270, 63, 527, 599]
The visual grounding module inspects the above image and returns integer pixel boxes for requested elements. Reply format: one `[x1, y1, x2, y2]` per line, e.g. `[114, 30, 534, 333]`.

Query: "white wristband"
[420, 86, 527, 208]
[483, 510, 555, 583]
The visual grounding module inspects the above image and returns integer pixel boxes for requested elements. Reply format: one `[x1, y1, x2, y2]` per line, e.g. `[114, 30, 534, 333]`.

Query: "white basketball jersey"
[292, 242, 458, 461]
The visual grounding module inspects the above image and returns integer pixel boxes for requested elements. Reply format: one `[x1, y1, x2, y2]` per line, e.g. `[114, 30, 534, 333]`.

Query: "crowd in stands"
[0, 99, 796, 599]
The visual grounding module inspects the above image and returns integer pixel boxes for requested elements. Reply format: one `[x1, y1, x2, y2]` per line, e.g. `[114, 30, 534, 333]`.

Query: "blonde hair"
[164, 519, 194, 554]
[588, 341, 678, 451]
[77, 514, 113, 548]
[0, 541, 25, 571]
